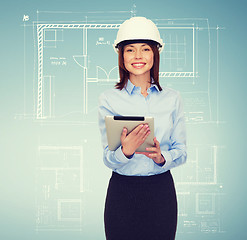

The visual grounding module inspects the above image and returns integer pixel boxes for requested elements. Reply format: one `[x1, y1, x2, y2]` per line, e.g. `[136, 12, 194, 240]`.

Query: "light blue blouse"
[98, 80, 187, 176]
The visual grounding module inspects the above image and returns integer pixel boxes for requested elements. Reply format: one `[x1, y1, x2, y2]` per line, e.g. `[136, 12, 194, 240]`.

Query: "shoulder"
[158, 87, 183, 111]
[98, 88, 125, 104]
[99, 88, 124, 98]
[159, 86, 181, 99]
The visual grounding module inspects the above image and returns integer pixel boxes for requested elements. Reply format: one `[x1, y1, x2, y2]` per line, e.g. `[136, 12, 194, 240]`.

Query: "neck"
[129, 72, 151, 94]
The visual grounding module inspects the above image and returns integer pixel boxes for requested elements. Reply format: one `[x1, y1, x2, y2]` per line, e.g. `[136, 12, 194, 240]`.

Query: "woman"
[98, 17, 187, 240]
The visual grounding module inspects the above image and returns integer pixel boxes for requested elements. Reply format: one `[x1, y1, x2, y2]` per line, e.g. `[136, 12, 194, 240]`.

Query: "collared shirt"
[98, 80, 187, 176]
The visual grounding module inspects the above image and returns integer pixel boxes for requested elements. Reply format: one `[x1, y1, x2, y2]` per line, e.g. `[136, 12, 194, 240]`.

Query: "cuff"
[114, 145, 132, 163]
[160, 151, 173, 169]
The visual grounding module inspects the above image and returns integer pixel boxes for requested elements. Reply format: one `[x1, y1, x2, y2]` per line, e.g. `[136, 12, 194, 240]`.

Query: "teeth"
[132, 63, 145, 66]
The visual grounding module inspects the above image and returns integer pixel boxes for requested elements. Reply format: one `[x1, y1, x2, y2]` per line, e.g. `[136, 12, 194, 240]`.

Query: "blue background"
[1, 0, 246, 239]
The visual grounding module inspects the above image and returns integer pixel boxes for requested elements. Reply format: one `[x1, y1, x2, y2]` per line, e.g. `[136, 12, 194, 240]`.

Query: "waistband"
[111, 170, 171, 185]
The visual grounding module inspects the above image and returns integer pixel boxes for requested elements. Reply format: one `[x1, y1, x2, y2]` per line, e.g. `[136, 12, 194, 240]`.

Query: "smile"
[131, 63, 146, 69]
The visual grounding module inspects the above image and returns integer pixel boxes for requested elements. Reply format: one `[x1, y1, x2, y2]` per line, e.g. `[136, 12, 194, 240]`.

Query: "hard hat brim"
[115, 39, 162, 49]
[114, 39, 164, 54]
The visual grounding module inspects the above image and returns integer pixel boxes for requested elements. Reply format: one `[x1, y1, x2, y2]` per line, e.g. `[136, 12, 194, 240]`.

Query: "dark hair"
[115, 41, 162, 91]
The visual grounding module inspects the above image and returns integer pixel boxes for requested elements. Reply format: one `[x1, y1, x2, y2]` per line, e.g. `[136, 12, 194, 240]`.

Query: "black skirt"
[104, 171, 177, 240]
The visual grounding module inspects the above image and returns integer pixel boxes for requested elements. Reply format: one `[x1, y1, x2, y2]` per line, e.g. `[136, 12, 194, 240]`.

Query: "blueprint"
[20, 6, 225, 235]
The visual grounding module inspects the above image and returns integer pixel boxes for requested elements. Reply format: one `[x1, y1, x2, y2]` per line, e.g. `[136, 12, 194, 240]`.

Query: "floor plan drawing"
[19, 6, 225, 235]
[36, 145, 84, 231]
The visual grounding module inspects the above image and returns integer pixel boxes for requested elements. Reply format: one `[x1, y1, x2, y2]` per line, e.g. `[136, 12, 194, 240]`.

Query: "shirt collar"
[125, 79, 160, 95]
[125, 79, 136, 95]
[150, 84, 160, 93]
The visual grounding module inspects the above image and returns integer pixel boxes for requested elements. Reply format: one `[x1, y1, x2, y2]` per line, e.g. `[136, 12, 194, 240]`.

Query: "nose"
[134, 49, 142, 59]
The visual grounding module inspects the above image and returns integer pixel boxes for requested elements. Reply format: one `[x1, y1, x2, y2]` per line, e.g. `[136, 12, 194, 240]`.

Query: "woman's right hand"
[120, 124, 150, 157]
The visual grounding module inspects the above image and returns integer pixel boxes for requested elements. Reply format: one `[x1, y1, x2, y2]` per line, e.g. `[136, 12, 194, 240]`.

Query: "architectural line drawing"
[38, 145, 83, 192]
[172, 145, 223, 185]
[57, 199, 82, 222]
[35, 22, 203, 119]
[36, 23, 120, 118]
[19, 8, 226, 234]
[36, 145, 84, 231]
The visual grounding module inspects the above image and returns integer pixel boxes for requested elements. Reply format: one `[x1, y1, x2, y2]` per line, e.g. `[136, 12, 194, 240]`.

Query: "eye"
[126, 49, 133, 52]
[143, 48, 151, 51]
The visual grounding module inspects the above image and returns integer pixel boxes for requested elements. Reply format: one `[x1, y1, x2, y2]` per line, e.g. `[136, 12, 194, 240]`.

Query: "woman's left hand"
[136, 137, 166, 166]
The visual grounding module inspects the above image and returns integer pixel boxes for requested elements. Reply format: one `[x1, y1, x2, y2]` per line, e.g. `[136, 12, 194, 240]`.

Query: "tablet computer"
[105, 116, 154, 152]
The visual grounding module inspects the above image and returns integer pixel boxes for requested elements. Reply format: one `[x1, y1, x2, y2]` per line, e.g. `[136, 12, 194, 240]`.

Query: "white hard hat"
[113, 17, 164, 53]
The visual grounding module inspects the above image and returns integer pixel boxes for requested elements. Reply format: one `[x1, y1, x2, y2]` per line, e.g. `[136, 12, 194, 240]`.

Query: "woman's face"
[123, 43, 154, 78]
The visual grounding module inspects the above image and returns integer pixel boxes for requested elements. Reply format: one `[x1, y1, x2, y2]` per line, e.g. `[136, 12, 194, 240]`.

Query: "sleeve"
[160, 93, 187, 170]
[98, 92, 132, 171]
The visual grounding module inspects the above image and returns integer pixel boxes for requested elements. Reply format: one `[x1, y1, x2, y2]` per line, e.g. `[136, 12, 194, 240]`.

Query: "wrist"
[121, 146, 134, 158]
[157, 155, 166, 166]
